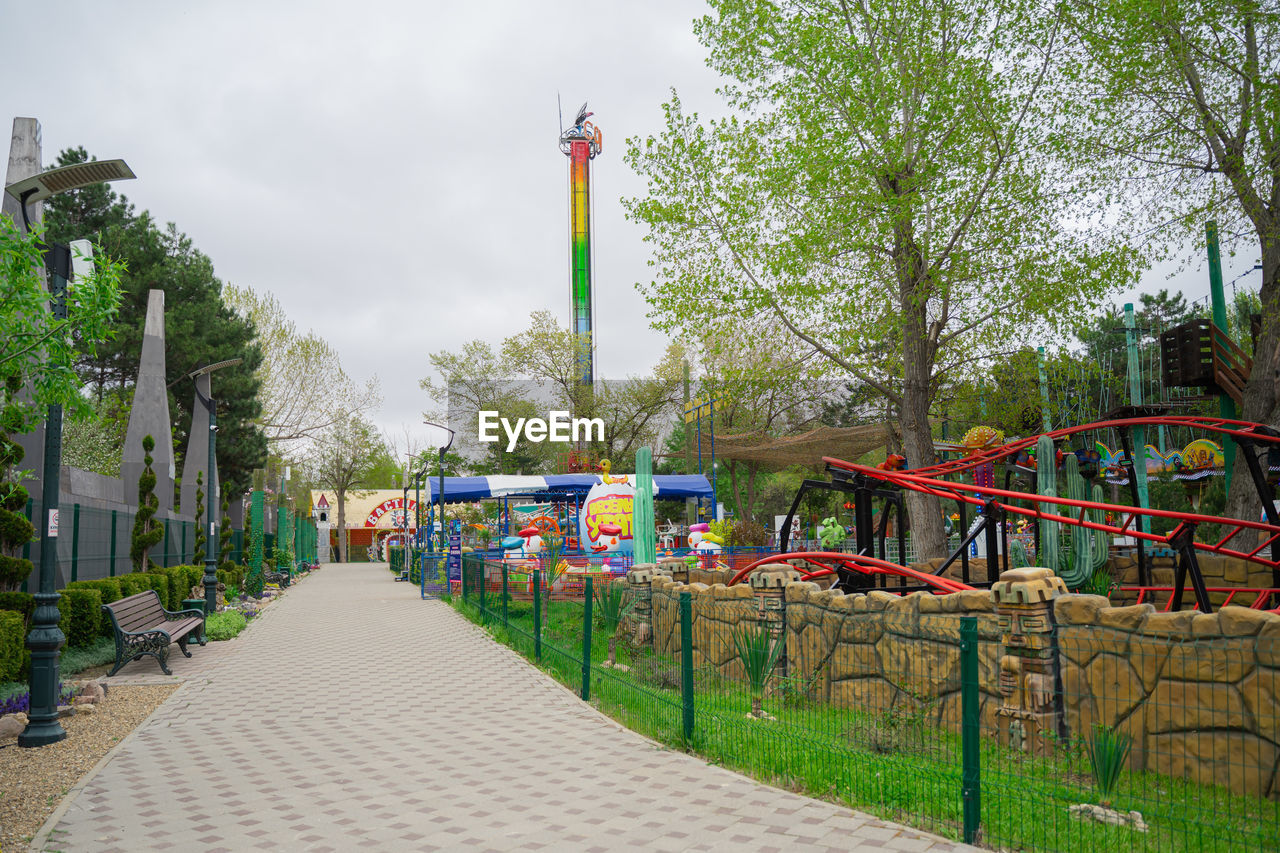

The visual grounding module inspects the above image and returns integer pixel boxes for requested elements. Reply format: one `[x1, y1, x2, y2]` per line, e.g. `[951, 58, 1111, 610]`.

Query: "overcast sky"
[2, 1, 1265, 455]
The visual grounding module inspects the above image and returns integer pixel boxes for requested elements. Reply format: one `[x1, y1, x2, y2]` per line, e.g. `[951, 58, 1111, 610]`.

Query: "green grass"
[453, 590, 1279, 853]
[59, 637, 117, 674]
[204, 610, 247, 641]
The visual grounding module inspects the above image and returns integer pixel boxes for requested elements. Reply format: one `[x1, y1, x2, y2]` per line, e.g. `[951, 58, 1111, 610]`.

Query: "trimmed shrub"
[141, 572, 169, 607]
[67, 579, 122, 638]
[0, 590, 35, 627]
[182, 564, 204, 598]
[57, 587, 102, 648]
[0, 609, 24, 682]
[117, 572, 148, 598]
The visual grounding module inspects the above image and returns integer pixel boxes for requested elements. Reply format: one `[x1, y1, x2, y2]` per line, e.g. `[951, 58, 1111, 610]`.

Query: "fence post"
[109, 509, 117, 577]
[501, 563, 509, 628]
[533, 568, 542, 662]
[680, 590, 694, 743]
[961, 615, 981, 845]
[581, 576, 594, 701]
[70, 503, 81, 583]
[478, 558, 487, 622]
[163, 518, 171, 567]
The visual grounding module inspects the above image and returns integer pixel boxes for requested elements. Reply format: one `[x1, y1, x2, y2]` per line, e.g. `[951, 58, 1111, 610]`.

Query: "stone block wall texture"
[784, 584, 1004, 733]
[651, 577, 758, 681]
[1054, 594, 1279, 799]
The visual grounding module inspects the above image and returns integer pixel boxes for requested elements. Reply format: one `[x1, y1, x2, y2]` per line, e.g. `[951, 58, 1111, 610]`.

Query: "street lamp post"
[190, 359, 243, 615]
[5, 159, 135, 748]
[424, 422, 455, 554]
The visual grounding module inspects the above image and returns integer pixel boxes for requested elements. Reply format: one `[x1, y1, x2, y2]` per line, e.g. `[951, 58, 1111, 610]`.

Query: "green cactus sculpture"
[634, 447, 657, 565]
[1037, 436, 1108, 589]
[1036, 435, 1060, 573]
[1061, 453, 1108, 589]
[1009, 537, 1030, 569]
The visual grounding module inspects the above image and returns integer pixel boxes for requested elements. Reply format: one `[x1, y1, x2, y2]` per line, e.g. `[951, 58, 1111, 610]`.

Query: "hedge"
[0, 590, 35, 627]
[66, 579, 123, 638]
[118, 572, 148, 598]
[57, 587, 101, 649]
[0, 610, 23, 682]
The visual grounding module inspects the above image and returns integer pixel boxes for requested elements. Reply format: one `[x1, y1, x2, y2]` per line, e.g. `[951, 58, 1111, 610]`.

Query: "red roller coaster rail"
[823, 416, 1280, 571]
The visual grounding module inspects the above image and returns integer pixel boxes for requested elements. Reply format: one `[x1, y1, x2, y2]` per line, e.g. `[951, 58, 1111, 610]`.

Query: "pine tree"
[0, 372, 35, 592]
[130, 434, 164, 571]
[192, 471, 206, 563]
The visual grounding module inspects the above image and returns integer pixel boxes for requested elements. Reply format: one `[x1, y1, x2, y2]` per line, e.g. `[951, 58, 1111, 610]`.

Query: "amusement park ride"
[728, 415, 1280, 614]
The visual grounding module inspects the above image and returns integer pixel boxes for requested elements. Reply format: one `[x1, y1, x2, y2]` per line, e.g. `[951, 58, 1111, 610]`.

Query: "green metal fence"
[454, 555, 1280, 852]
[20, 498, 246, 591]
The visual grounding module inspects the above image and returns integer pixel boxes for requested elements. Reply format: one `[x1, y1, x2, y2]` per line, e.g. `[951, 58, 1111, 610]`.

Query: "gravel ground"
[0, 684, 178, 852]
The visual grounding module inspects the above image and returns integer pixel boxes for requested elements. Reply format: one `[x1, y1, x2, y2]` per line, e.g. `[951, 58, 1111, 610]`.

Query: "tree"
[192, 471, 206, 562]
[1, 214, 124, 432]
[131, 434, 163, 571]
[41, 148, 268, 500]
[218, 493, 235, 575]
[1062, 0, 1279, 523]
[305, 414, 390, 562]
[0, 372, 35, 591]
[60, 396, 126, 477]
[223, 284, 380, 452]
[692, 320, 831, 522]
[625, 1, 1134, 558]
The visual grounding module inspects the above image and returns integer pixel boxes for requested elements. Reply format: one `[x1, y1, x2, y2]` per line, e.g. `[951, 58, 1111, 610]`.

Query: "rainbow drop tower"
[559, 102, 603, 388]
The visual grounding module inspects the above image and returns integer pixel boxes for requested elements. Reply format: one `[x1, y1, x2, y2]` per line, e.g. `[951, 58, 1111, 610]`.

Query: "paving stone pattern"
[39, 563, 976, 852]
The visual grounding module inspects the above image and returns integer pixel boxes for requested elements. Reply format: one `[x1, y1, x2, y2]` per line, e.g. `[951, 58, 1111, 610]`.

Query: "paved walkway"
[35, 563, 975, 852]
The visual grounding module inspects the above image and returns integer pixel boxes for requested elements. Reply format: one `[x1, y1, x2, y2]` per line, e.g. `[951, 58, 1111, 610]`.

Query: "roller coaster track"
[823, 416, 1280, 572]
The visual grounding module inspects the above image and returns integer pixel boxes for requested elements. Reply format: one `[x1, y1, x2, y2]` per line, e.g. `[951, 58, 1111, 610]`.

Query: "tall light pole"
[5, 158, 135, 747]
[424, 422, 455, 554]
[190, 358, 242, 615]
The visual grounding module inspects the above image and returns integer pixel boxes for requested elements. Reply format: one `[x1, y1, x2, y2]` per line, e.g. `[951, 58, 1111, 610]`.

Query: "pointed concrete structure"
[180, 373, 218, 527]
[3, 118, 46, 518]
[122, 290, 175, 516]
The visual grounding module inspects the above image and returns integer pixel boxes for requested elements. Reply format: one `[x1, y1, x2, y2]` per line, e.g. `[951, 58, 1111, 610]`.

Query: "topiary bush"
[140, 571, 168, 605]
[57, 587, 101, 648]
[130, 434, 164, 571]
[0, 609, 24, 682]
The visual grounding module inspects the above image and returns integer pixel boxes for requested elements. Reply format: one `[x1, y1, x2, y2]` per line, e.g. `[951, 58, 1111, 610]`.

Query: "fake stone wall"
[1056, 594, 1280, 799]
[650, 576, 757, 680]
[785, 585, 1004, 730]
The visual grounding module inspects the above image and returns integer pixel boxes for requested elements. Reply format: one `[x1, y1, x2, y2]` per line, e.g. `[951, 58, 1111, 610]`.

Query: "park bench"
[101, 590, 206, 676]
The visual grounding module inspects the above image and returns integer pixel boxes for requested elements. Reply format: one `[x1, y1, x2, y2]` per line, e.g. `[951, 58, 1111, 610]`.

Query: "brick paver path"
[37, 563, 976, 852]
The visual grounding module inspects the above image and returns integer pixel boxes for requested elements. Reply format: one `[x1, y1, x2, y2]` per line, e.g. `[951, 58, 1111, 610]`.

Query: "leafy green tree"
[625, 0, 1134, 558]
[130, 434, 163, 571]
[1, 213, 124, 431]
[41, 148, 267, 499]
[60, 395, 126, 477]
[1061, 1, 1279, 524]
[0, 372, 35, 591]
[223, 284, 380, 450]
[304, 414, 391, 562]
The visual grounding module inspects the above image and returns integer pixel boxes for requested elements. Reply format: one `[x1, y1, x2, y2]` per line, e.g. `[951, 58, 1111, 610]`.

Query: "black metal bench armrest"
[165, 608, 206, 621]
